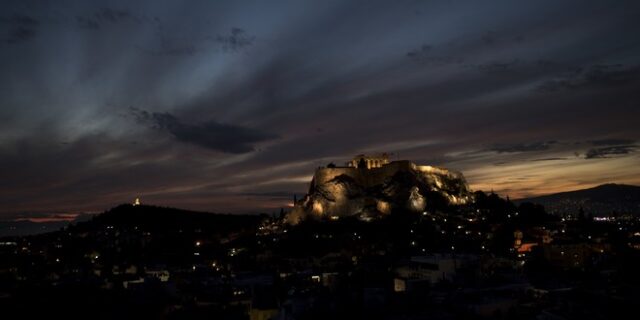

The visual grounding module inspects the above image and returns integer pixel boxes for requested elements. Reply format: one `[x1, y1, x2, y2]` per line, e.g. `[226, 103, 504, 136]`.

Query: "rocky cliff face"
[287, 161, 472, 224]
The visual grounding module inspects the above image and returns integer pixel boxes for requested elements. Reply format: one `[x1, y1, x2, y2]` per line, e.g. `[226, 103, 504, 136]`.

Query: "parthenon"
[346, 153, 390, 169]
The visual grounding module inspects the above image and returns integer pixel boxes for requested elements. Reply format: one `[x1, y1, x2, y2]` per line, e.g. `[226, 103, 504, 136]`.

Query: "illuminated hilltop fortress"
[287, 154, 472, 224]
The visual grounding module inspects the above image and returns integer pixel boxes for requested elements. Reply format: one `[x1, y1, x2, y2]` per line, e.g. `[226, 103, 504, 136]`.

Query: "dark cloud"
[406, 44, 463, 65]
[2, 14, 39, 44]
[585, 145, 637, 159]
[475, 60, 521, 73]
[538, 64, 640, 92]
[212, 27, 255, 52]
[6, 26, 36, 44]
[93, 8, 134, 24]
[1, 14, 39, 26]
[589, 138, 636, 146]
[489, 141, 558, 153]
[75, 8, 138, 30]
[131, 108, 277, 154]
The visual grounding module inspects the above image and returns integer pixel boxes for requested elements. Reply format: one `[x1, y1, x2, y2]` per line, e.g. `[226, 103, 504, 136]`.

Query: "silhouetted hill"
[517, 183, 640, 216]
[72, 204, 265, 234]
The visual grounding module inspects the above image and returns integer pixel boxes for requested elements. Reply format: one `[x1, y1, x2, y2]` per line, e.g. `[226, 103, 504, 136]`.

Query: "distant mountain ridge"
[0, 220, 70, 237]
[517, 183, 640, 216]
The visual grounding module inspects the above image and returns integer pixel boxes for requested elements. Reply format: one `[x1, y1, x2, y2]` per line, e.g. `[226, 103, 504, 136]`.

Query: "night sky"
[2, 0, 640, 220]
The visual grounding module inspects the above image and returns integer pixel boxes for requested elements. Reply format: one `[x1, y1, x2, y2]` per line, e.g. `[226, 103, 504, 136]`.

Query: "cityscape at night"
[1, 1, 640, 319]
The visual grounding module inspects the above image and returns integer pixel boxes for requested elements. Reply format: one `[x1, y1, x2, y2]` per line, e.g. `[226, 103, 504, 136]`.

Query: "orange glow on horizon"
[14, 213, 80, 223]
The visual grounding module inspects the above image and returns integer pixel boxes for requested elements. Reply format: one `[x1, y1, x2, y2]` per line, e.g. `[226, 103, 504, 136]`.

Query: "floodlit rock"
[288, 158, 472, 223]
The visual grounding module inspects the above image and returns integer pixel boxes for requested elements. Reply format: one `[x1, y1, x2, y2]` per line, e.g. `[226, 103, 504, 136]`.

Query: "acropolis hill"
[287, 154, 472, 224]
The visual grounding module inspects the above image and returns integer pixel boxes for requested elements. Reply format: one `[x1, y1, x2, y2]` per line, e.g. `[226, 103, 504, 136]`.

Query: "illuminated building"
[347, 153, 390, 169]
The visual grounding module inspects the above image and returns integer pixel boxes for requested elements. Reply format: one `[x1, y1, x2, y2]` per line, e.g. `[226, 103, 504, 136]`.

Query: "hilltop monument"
[287, 154, 472, 224]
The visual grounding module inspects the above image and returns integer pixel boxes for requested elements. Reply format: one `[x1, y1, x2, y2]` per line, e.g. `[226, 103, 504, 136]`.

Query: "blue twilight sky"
[1, 0, 640, 219]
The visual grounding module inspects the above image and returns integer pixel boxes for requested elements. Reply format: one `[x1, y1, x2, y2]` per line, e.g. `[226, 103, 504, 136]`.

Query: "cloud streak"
[538, 64, 640, 92]
[585, 145, 638, 159]
[488, 141, 558, 153]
